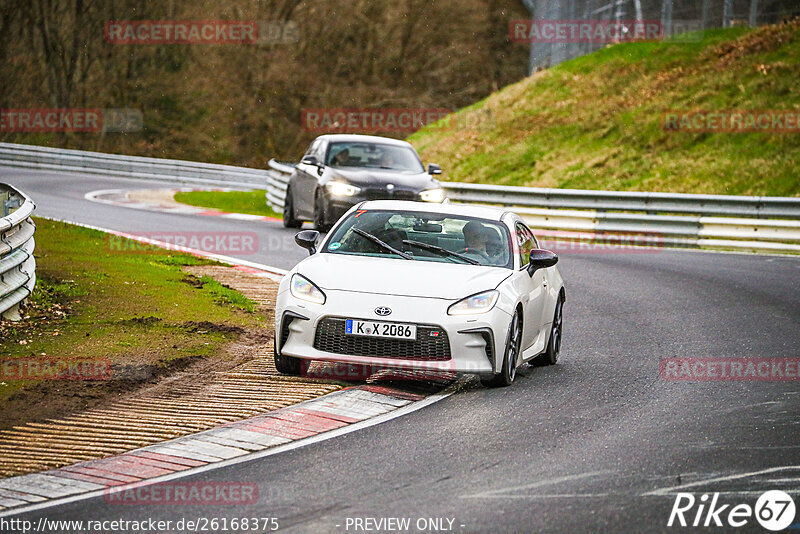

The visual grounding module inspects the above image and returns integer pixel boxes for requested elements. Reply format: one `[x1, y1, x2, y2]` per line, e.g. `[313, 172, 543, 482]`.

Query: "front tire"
[314, 190, 332, 232]
[283, 188, 302, 229]
[481, 311, 522, 388]
[274, 342, 304, 375]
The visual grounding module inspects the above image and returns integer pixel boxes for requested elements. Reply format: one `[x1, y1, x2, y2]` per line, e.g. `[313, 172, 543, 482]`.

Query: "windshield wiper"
[353, 228, 412, 260]
[402, 239, 480, 265]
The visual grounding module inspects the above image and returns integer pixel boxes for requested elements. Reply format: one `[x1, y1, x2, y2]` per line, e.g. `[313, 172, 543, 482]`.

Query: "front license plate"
[345, 319, 417, 340]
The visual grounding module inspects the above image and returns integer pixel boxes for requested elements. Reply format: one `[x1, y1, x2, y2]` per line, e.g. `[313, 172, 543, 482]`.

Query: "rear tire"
[539, 296, 563, 366]
[481, 311, 522, 388]
[274, 342, 303, 375]
[283, 188, 302, 229]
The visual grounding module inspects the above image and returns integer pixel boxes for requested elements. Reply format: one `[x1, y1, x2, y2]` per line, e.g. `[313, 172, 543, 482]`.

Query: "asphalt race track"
[3, 166, 800, 533]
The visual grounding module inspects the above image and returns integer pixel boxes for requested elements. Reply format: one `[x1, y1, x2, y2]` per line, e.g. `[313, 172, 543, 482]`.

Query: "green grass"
[409, 21, 800, 196]
[174, 189, 282, 219]
[0, 218, 263, 406]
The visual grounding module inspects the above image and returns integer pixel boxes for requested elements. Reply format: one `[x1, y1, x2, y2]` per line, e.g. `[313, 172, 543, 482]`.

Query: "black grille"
[280, 317, 292, 350]
[363, 188, 418, 201]
[483, 333, 494, 362]
[313, 317, 451, 360]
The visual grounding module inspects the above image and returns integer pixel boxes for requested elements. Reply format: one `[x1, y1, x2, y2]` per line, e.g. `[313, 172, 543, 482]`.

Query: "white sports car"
[274, 200, 565, 387]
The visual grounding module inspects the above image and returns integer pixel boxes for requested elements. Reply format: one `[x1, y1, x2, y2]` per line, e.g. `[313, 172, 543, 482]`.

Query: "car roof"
[357, 200, 508, 221]
[316, 134, 413, 148]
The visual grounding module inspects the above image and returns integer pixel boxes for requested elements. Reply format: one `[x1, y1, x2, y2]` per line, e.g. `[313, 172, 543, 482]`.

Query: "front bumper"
[276, 288, 511, 374]
[324, 187, 440, 225]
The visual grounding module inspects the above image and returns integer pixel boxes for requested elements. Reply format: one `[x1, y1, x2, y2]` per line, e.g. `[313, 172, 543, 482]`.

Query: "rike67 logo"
[668, 490, 796, 531]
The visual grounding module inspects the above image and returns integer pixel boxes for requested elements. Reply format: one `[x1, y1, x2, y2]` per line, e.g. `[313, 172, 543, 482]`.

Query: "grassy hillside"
[410, 21, 800, 196]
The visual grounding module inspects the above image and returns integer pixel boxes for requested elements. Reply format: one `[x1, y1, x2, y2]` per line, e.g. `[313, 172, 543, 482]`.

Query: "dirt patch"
[183, 265, 281, 312]
[182, 320, 248, 336]
[125, 188, 187, 208]
[712, 18, 799, 68]
[0, 265, 346, 478]
[0, 355, 203, 430]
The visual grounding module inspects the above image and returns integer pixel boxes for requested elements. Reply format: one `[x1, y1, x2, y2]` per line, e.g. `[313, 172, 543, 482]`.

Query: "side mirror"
[428, 163, 442, 175]
[526, 249, 558, 276]
[301, 155, 319, 166]
[295, 230, 320, 255]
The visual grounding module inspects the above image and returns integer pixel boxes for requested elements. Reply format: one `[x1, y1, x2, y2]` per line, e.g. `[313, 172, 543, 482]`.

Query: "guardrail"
[0, 142, 269, 189]
[0, 183, 36, 321]
[0, 143, 797, 255]
[443, 182, 800, 220]
[266, 159, 800, 254]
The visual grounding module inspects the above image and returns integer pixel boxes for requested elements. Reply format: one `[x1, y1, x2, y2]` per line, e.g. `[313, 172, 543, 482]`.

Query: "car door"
[514, 222, 549, 355]
[294, 138, 325, 220]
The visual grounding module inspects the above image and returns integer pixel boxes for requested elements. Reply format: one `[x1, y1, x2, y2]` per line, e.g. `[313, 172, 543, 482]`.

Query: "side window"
[315, 140, 327, 162]
[304, 139, 321, 159]
[516, 223, 534, 268]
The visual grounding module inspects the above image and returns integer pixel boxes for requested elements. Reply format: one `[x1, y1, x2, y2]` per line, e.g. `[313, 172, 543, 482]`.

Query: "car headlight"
[290, 274, 326, 304]
[447, 290, 499, 315]
[419, 188, 445, 203]
[326, 181, 361, 197]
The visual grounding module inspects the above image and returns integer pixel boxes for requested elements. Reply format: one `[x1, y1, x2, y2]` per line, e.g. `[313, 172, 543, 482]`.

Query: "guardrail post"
[1, 302, 22, 321]
[748, 0, 758, 26]
[722, 0, 733, 27]
[4, 198, 21, 216]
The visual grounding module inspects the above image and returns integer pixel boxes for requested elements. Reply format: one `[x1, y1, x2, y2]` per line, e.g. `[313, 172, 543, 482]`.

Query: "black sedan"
[282, 134, 445, 231]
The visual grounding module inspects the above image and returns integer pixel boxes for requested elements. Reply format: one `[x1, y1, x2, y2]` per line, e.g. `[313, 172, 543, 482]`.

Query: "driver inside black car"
[331, 148, 350, 166]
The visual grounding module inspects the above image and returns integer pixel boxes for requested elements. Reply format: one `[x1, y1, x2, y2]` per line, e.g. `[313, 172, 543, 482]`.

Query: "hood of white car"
[296, 253, 512, 300]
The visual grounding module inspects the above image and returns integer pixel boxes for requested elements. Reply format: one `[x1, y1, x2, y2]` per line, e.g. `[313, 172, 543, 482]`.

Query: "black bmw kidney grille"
[313, 317, 451, 360]
[363, 188, 417, 201]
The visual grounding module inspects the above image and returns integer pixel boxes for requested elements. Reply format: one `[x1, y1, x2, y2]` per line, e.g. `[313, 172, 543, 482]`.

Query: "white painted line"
[643, 465, 800, 496]
[85, 188, 279, 223]
[222, 213, 268, 221]
[0, 378, 465, 518]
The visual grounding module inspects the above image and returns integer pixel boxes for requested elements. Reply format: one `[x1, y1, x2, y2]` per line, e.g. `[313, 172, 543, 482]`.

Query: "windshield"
[324, 209, 513, 268]
[325, 142, 424, 173]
